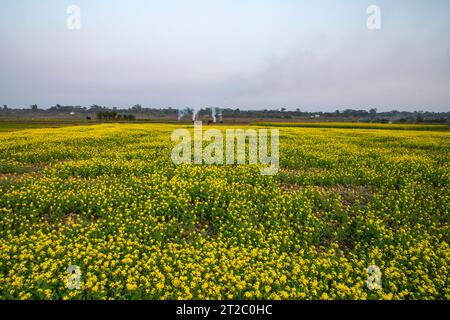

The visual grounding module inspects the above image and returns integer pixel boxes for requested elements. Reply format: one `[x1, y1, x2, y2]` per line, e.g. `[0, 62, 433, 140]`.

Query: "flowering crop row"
[0, 124, 448, 299]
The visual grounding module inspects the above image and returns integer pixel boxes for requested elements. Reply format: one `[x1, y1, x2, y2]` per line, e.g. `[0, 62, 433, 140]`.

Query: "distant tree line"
[0, 103, 448, 124]
[96, 111, 135, 121]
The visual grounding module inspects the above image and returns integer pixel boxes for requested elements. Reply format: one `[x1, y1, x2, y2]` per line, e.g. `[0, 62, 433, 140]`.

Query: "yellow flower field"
[0, 123, 449, 299]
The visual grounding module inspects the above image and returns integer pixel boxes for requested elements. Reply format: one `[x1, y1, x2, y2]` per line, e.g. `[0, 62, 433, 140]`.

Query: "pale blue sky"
[0, 0, 449, 111]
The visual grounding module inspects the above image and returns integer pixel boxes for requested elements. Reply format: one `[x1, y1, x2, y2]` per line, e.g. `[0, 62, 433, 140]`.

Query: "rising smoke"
[192, 108, 199, 121]
[210, 107, 216, 123]
[177, 107, 222, 122]
[177, 107, 189, 121]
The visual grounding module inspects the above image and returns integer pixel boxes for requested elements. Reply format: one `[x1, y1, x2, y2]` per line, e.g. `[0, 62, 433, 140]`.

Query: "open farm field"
[0, 123, 449, 299]
[254, 122, 449, 131]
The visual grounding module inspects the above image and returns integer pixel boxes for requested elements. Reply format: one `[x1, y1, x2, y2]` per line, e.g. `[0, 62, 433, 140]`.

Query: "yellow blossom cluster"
[0, 123, 449, 299]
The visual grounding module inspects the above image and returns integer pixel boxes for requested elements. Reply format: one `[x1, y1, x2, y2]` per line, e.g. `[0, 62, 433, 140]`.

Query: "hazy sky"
[0, 0, 449, 111]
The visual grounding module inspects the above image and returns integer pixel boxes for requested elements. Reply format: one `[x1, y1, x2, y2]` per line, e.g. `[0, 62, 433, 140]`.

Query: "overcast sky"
[0, 0, 449, 111]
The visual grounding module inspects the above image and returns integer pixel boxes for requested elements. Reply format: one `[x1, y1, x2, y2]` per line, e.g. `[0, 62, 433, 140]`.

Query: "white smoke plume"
[192, 108, 199, 121]
[211, 107, 216, 123]
[177, 108, 189, 121]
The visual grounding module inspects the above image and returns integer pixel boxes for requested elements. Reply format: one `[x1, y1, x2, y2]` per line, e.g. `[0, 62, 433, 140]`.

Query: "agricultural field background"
[0, 122, 449, 300]
[253, 122, 449, 131]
